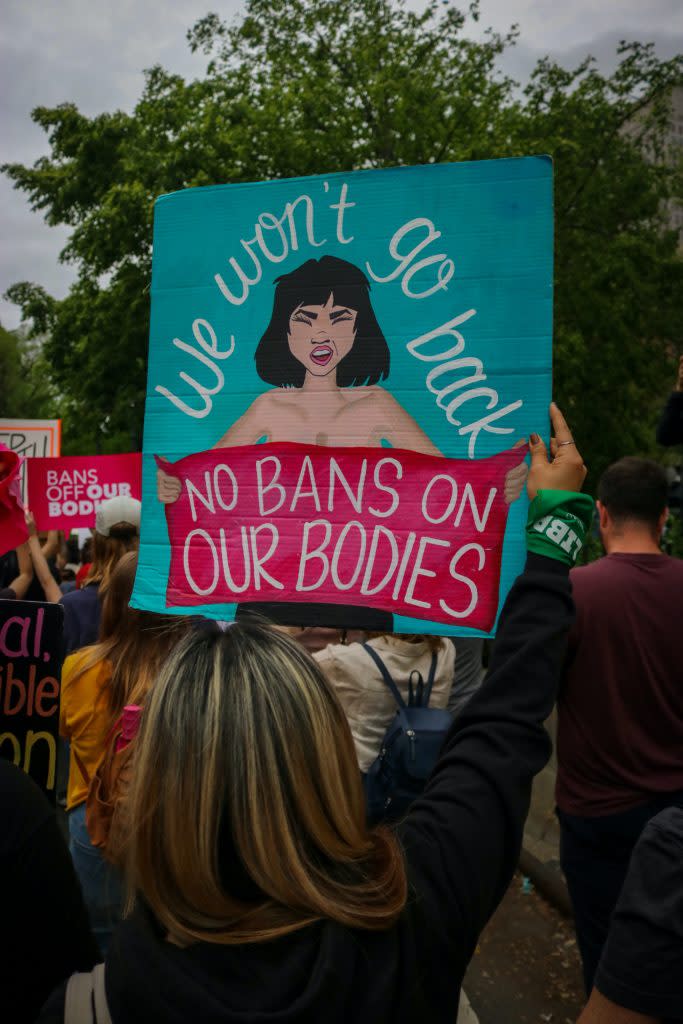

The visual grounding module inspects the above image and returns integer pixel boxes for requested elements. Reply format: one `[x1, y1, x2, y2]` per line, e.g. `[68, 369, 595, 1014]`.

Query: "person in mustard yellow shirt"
[60, 656, 112, 813]
[60, 551, 190, 955]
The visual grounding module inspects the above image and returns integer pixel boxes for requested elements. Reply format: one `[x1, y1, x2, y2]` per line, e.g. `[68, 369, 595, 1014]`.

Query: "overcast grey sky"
[1, 0, 682, 330]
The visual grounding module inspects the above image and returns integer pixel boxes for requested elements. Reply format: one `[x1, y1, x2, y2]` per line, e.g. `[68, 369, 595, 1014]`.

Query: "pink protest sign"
[27, 453, 142, 532]
[0, 446, 28, 556]
[162, 443, 520, 632]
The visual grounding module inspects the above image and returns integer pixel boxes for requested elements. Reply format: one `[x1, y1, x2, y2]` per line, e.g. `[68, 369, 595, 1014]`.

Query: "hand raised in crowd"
[157, 467, 182, 505]
[527, 402, 587, 500]
[24, 509, 62, 603]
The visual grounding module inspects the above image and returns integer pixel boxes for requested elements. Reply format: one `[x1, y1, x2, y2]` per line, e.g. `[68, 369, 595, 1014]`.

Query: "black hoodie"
[39, 553, 572, 1024]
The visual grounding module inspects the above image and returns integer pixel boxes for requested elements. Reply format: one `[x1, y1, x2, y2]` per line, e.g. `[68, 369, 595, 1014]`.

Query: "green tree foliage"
[0, 321, 57, 420]
[3, 0, 682, 479]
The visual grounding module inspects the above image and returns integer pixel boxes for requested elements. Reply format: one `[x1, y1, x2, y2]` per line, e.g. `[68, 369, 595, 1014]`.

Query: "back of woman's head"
[93, 551, 190, 717]
[86, 495, 142, 592]
[128, 621, 407, 945]
[98, 550, 140, 641]
[86, 526, 139, 592]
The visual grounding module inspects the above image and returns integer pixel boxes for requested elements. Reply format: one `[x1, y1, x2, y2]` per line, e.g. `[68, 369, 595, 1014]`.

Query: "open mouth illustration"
[310, 344, 333, 366]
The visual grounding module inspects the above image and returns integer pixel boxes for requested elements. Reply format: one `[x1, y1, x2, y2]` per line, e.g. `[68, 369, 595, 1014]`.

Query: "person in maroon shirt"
[556, 456, 683, 995]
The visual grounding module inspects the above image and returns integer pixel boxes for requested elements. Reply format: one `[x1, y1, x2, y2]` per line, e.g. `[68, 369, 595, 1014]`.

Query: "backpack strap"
[65, 964, 111, 1024]
[92, 964, 112, 1024]
[421, 653, 439, 706]
[361, 643, 407, 710]
[65, 970, 94, 1024]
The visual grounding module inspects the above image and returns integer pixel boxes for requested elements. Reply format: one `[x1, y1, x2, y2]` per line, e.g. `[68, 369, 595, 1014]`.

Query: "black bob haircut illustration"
[255, 255, 390, 388]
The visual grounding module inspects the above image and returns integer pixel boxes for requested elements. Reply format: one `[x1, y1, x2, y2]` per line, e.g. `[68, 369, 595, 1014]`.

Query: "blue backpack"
[361, 643, 453, 824]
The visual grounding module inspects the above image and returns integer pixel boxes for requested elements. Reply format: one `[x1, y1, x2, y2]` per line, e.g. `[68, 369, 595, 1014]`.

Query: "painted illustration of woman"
[157, 255, 526, 626]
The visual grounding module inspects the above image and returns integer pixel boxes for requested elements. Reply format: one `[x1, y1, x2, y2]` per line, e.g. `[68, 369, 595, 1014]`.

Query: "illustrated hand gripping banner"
[133, 157, 553, 635]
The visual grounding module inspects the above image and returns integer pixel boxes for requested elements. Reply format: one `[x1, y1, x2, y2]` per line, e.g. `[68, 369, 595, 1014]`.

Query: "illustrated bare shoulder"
[340, 384, 389, 408]
[261, 387, 302, 405]
[214, 390, 281, 446]
[240, 388, 300, 419]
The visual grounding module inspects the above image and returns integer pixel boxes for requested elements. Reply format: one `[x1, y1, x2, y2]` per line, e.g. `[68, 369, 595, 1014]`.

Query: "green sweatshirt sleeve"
[526, 489, 595, 566]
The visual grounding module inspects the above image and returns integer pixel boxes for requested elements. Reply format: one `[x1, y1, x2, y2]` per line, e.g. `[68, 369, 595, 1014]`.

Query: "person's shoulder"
[0, 759, 52, 851]
[0, 757, 48, 806]
[62, 648, 107, 685]
[64, 647, 87, 668]
[641, 805, 683, 849]
[313, 644, 334, 667]
[569, 556, 610, 587]
[314, 642, 366, 684]
[315, 640, 362, 664]
[438, 637, 456, 668]
[34, 979, 67, 1024]
[661, 554, 683, 576]
[61, 649, 88, 688]
[569, 557, 626, 614]
[570, 554, 608, 575]
[61, 584, 97, 606]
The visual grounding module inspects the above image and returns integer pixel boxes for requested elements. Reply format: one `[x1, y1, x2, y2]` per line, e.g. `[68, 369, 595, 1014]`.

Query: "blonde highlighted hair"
[127, 621, 408, 945]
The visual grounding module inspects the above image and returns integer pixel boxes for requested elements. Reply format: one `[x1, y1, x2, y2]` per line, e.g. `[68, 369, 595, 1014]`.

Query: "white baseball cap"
[95, 496, 142, 537]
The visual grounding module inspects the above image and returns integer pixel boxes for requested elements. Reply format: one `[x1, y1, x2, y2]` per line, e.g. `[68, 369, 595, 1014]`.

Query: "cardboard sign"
[162, 443, 520, 632]
[27, 453, 142, 531]
[133, 157, 553, 635]
[0, 600, 63, 803]
[0, 418, 61, 504]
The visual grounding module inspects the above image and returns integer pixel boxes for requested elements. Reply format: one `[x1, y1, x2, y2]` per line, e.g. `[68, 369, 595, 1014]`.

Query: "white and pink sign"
[27, 453, 142, 532]
[161, 443, 519, 632]
[0, 418, 62, 504]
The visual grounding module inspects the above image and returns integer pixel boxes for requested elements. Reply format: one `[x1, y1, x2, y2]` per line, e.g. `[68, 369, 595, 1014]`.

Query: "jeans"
[68, 802, 123, 957]
[558, 789, 683, 995]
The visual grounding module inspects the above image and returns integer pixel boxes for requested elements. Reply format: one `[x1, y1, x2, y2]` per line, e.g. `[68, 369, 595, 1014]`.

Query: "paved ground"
[464, 871, 585, 1024]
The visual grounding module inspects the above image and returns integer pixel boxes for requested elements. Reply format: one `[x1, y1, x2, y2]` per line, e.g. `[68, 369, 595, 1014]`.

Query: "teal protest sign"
[133, 156, 553, 635]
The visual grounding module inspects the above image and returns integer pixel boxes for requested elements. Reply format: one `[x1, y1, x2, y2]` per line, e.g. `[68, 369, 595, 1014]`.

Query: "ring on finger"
[557, 440, 576, 448]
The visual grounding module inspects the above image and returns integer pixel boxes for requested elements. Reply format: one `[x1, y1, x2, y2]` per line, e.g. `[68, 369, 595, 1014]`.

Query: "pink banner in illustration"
[160, 443, 521, 632]
[27, 453, 142, 531]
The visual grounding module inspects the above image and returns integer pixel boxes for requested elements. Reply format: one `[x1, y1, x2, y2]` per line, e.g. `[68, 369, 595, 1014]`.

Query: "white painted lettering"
[404, 536, 450, 608]
[439, 543, 485, 619]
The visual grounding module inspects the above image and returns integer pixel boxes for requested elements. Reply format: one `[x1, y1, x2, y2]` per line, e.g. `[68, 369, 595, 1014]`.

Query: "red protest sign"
[161, 443, 520, 632]
[27, 453, 142, 531]
[0, 446, 28, 556]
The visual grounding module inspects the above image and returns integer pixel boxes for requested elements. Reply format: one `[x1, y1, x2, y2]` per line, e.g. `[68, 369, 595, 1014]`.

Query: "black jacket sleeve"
[400, 553, 573, 972]
[656, 391, 683, 447]
[594, 807, 683, 1020]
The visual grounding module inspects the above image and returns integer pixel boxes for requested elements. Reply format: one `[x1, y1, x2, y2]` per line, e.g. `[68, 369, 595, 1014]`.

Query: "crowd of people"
[1, 389, 682, 1023]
